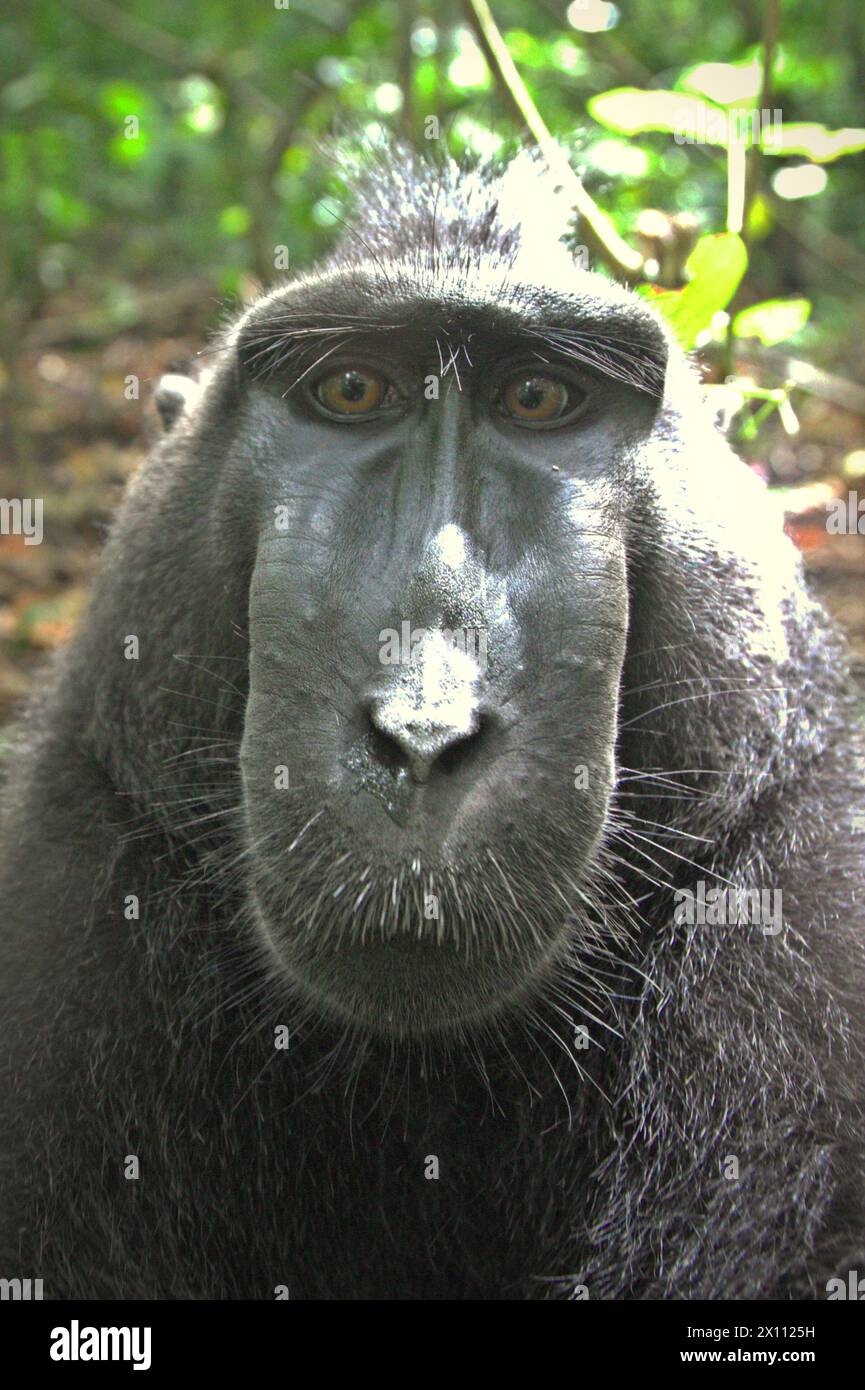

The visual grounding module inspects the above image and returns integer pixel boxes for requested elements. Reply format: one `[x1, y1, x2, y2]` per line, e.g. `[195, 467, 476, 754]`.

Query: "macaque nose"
[365, 629, 487, 783]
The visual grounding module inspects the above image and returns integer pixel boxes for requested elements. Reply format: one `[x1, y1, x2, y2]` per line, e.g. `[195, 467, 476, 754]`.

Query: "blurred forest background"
[1, 0, 864, 723]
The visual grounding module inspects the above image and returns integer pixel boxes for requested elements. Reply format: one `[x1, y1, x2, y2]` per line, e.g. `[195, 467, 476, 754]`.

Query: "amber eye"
[500, 374, 574, 423]
[315, 368, 388, 416]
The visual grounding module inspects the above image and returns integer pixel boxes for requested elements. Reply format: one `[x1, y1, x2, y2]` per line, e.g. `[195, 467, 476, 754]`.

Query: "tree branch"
[743, 0, 781, 238]
[462, 0, 644, 282]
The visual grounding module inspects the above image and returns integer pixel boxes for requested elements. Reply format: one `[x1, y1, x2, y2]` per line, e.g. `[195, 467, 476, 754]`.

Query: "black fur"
[1, 150, 863, 1299]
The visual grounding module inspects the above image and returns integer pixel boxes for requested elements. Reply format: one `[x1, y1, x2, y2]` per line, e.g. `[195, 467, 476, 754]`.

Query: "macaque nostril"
[434, 716, 488, 775]
[366, 699, 485, 783]
[363, 624, 490, 784]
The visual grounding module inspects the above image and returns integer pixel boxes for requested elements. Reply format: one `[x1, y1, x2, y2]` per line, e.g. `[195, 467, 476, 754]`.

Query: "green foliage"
[762, 123, 865, 162]
[638, 233, 749, 350]
[0, 0, 861, 391]
[732, 297, 811, 346]
[588, 88, 719, 140]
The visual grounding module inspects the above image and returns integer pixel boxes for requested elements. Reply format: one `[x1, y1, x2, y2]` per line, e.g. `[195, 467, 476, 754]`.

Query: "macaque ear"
[154, 372, 202, 432]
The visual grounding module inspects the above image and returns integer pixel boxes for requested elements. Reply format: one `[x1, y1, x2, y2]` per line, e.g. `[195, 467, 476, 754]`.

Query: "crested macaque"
[1, 150, 863, 1299]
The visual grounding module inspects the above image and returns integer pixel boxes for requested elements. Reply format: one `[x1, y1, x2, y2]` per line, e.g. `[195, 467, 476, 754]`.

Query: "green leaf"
[280, 145, 310, 176]
[99, 81, 152, 123]
[108, 129, 150, 165]
[745, 192, 774, 240]
[732, 297, 811, 346]
[761, 123, 865, 161]
[679, 57, 762, 107]
[640, 233, 748, 350]
[502, 29, 549, 69]
[218, 204, 251, 238]
[588, 87, 726, 143]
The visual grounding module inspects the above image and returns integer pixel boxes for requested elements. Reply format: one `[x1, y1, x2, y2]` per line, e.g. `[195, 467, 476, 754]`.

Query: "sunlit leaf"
[219, 204, 251, 238]
[639, 233, 748, 350]
[761, 122, 865, 161]
[745, 192, 774, 240]
[732, 298, 811, 346]
[280, 145, 310, 175]
[503, 29, 549, 68]
[99, 81, 152, 123]
[566, 0, 618, 33]
[415, 57, 437, 105]
[679, 57, 762, 107]
[550, 38, 587, 75]
[108, 130, 150, 165]
[588, 87, 726, 144]
[771, 164, 827, 199]
[448, 26, 489, 90]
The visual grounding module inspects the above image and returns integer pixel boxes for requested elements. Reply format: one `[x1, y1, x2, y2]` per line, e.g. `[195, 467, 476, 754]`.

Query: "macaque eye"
[498, 373, 579, 424]
[314, 368, 393, 417]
